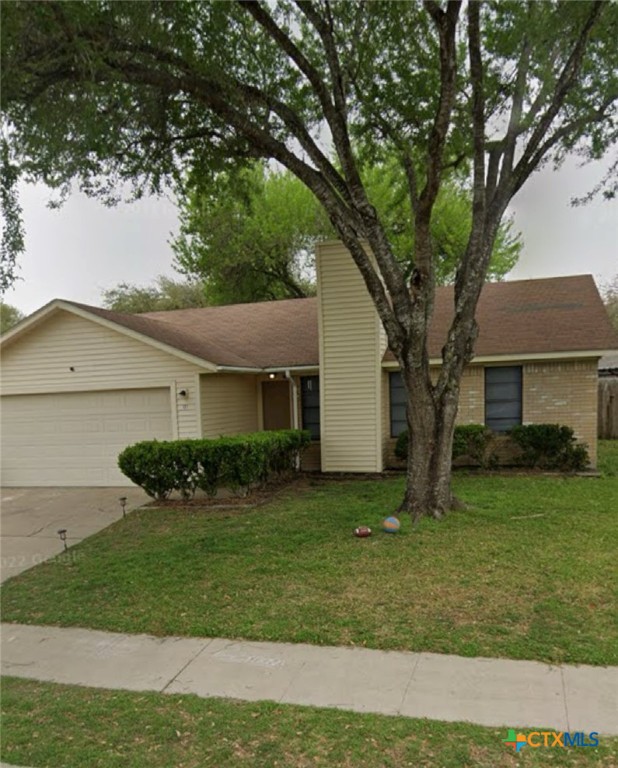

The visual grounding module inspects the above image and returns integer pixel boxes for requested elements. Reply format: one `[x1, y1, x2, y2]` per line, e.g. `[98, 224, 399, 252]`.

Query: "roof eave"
[382, 349, 617, 367]
[1, 299, 219, 372]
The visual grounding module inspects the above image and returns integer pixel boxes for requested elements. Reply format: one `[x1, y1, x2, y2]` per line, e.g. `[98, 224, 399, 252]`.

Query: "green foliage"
[173, 164, 331, 304]
[0, 140, 24, 292]
[102, 275, 209, 314]
[117, 430, 310, 500]
[6, 680, 618, 768]
[174, 161, 521, 303]
[360, 161, 521, 283]
[598, 440, 618, 477]
[0, 301, 24, 334]
[452, 424, 494, 466]
[1, 0, 616, 514]
[601, 275, 618, 333]
[1, 1, 614, 292]
[394, 431, 409, 462]
[509, 424, 590, 471]
[395, 425, 493, 466]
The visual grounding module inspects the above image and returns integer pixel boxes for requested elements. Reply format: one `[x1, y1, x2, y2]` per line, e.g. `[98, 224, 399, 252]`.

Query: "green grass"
[598, 439, 618, 476]
[2, 443, 617, 666]
[2, 677, 616, 768]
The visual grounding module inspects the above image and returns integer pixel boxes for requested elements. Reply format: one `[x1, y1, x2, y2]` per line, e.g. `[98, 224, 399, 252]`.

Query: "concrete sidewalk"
[1, 623, 616, 735]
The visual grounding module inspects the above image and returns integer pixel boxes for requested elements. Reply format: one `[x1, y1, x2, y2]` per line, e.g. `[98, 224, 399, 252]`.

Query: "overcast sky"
[2, 156, 616, 316]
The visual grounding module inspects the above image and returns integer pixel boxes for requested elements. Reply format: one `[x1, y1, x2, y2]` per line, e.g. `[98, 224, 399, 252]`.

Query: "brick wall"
[383, 366, 484, 468]
[523, 359, 598, 466]
[382, 359, 599, 469]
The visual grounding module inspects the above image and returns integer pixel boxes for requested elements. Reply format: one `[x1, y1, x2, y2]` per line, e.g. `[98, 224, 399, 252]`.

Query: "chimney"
[315, 241, 385, 472]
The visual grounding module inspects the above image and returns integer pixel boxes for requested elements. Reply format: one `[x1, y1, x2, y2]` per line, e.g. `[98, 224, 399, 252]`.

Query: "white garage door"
[0, 388, 173, 486]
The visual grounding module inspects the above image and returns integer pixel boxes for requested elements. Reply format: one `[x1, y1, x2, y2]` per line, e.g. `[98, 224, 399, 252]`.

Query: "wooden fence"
[598, 375, 618, 439]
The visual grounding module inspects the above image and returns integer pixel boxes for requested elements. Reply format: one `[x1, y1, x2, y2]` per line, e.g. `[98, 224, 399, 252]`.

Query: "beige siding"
[317, 241, 382, 471]
[200, 373, 258, 437]
[523, 359, 598, 466]
[0, 309, 204, 439]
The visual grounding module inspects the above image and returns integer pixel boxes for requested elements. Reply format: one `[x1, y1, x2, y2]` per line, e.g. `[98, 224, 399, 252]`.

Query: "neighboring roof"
[599, 352, 618, 374]
[2, 275, 615, 370]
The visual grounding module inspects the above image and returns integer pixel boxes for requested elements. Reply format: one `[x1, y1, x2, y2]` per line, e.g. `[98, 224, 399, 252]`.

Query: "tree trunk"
[398, 364, 461, 522]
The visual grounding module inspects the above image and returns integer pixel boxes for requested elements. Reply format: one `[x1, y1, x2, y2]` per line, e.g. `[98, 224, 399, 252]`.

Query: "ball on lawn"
[382, 516, 401, 533]
[354, 526, 372, 538]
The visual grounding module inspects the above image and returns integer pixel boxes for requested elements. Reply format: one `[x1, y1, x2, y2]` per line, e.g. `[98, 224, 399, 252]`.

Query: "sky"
[2, 156, 617, 316]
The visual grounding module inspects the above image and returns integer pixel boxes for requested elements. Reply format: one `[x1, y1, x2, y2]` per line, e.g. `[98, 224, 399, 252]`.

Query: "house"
[1, 241, 616, 486]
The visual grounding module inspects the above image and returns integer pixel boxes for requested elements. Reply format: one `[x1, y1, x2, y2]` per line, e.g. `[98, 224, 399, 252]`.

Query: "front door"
[262, 380, 291, 431]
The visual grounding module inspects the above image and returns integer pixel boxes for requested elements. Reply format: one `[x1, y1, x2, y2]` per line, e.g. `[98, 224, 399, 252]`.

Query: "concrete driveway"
[0, 487, 149, 583]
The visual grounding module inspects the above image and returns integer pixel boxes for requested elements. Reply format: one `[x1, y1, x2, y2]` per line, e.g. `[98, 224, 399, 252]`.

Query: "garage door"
[0, 388, 173, 486]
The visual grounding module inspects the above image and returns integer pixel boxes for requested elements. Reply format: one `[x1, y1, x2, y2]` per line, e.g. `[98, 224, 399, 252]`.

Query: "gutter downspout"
[285, 369, 301, 470]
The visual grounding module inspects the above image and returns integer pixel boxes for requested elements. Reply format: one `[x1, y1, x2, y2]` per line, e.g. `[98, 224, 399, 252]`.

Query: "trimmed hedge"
[509, 424, 589, 471]
[395, 424, 493, 466]
[118, 430, 311, 499]
[394, 422, 589, 472]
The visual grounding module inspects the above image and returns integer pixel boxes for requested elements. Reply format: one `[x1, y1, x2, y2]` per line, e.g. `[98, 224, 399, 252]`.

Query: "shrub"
[118, 429, 311, 499]
[394, 424, 493, 466]
[452, 424, 493, 465]
[394, 430, 409, 461]
[509, 424, 589, 471]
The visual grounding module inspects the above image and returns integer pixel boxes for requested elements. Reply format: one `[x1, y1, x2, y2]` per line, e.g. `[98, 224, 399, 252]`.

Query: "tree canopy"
[601, 275, 618, 333]
[102, 275, 209, 314]
[1, 0, 616, 518]
[0, 302, 24, 334]
[173, 164, 330, 304]
[173, 161, 521, 305]
[106, 159, 522, 311]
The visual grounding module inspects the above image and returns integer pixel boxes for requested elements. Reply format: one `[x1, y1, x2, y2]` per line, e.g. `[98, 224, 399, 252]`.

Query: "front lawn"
[2, 678, 617, 768]
[2, 443, 617, 665]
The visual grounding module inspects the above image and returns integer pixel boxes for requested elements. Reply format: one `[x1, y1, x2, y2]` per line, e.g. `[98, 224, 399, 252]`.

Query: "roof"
[383, 274, 617, 362]
[141, 297, 319, 368]
[2, 274, 615, 370]
[599, 352, 618, 374]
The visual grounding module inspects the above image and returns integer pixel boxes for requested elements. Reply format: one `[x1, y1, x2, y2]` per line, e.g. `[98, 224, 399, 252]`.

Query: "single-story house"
[1, 241, 616, 486]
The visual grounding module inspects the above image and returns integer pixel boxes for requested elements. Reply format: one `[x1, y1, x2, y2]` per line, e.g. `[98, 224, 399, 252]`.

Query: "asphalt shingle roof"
[64, 275, 615, 369]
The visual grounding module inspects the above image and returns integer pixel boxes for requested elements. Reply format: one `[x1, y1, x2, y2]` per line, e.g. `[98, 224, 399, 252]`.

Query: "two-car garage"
[1, 388, 173, 486]
[0, 301, 211, 488]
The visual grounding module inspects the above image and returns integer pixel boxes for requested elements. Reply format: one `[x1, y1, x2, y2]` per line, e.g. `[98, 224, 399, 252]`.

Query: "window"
[389, 372, 407, 437]
[301, 376, 320, 440]
[485, 366, 522, 432]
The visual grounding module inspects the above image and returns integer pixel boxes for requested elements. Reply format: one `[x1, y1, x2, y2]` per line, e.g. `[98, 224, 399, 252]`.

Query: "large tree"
[1, 1, 616, 519]
[174, 161, 521, 302]
[174, 163, 329, 303]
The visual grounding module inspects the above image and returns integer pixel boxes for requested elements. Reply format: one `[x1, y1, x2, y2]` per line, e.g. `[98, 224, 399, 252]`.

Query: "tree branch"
[242, 0, 409, 321]
[501, 1, 605, 202]
[415, 1, 462, 279]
